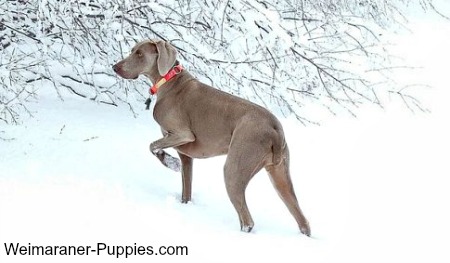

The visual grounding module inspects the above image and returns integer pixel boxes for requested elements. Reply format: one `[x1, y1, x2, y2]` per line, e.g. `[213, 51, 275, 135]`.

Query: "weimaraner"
[113, 39, 310, 236]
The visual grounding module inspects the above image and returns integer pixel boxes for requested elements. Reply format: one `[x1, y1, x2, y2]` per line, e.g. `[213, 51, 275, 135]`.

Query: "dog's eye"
[136, 50, 143, 57]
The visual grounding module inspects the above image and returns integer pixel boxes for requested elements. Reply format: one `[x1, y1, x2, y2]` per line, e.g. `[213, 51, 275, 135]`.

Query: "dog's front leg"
[178, 153, 193, 203]
[150, 130, 195, 172]
[150, 130, 195, 153]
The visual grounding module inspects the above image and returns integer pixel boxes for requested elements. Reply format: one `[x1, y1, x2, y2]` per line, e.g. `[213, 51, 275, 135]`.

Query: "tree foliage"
[0, 0, 440, 125]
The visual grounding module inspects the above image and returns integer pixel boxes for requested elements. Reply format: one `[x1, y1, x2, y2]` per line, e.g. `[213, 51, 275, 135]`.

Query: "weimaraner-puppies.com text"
[113, 39, 310, 236]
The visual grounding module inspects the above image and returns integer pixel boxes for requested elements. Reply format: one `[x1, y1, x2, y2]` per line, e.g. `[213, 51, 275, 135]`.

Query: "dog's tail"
[271, 124, 286, 166]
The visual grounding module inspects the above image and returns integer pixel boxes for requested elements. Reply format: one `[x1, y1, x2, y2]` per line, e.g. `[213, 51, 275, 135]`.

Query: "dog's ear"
[155, 41, 177, 76]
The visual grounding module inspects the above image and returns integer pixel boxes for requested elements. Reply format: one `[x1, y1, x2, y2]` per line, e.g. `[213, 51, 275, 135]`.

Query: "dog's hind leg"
[224, 131, 269, 232]
[223, 159, 257, 232]
[265, 145, 311, 236]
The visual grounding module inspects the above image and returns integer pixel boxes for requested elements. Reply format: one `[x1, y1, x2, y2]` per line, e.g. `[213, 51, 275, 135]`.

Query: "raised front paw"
[161, 153, 181, 172]
[150, 147, 181, 172]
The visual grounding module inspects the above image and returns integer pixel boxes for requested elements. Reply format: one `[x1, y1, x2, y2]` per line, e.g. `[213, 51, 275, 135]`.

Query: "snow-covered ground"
[1, 9, 450, 263]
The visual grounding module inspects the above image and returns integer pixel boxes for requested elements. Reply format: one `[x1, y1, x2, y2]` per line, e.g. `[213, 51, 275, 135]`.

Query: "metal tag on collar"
[144, 96, 152, 110]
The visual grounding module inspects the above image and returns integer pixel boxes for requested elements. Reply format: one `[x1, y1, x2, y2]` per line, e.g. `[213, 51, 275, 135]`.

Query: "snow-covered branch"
[1, 0, 439, 125]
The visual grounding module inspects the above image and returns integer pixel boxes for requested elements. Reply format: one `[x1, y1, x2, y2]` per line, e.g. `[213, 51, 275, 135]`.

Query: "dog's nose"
[112, 64, 119, 73]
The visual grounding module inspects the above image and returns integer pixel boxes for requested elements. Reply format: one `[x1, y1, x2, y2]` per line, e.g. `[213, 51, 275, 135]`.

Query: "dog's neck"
[145, 62, 183, 96]
[144, 60, 180, 86]
[144, 68, 161, 85]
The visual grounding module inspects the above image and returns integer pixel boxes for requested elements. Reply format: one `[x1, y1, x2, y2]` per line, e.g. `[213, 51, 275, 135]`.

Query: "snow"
[1, 9, 450, 263]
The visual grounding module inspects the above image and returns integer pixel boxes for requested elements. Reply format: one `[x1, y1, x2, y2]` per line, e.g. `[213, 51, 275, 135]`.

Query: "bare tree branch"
[0, 0, 438, 125]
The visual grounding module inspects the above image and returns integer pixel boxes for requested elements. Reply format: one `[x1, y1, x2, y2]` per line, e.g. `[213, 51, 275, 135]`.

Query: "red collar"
[149, 64, 183, 95]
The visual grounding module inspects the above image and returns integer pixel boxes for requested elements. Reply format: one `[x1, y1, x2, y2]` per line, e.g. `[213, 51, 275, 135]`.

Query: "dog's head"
[113, 39, 177, 79]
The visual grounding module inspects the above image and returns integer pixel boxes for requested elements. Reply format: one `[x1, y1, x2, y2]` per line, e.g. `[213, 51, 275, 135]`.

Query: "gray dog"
[113, 39, 310, 236]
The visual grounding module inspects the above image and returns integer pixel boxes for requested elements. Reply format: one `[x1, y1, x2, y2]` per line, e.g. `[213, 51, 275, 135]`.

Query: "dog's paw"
[300, 221, 311, 237]
[152, 149, 181, 172]
[181, 198, 192, 204]
[241, 225, 253, 233]
[162, 153, 181, 172]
